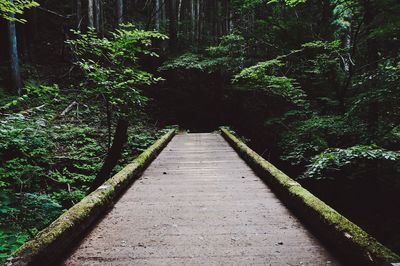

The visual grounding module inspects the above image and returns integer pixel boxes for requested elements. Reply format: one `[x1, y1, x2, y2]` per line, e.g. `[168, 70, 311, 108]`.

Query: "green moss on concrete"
[220, 128, 299, 189]
[7, 129, 176, 266]
[288, 185, 399, 261]
[220, 127, 400, 264]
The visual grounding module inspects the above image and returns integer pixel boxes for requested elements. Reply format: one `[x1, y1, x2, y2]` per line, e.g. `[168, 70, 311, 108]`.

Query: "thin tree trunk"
[168, 0, 178, 53]
[229, 5, 233, 32]
[196, 0, 200, 43]
[88, 0, 94, 28]
[199, 0, 204, 43]
[177, 0, 183, 24]
[76, 0, 82, 28]
[8, 0, 23, 96]
[161, 0, 166, 26]
[117, 0, 123, 25]
[364, 0, 379, 138]
[217, 1, 222, 37]
[155, 0, 161, 30]
[100, 0, 104, 36]
[191, 0, 195, 40]
[90, 119, 129, 191]
[94, 0, 100, 31]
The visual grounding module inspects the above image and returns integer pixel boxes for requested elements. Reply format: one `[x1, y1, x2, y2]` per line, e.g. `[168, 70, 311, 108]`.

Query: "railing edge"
[220, 127, 400, 266]
[6, 129, 176, 266]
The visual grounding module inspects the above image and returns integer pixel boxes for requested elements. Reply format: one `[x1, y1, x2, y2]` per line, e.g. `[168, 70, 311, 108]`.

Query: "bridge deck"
[63, 133, 340, 265]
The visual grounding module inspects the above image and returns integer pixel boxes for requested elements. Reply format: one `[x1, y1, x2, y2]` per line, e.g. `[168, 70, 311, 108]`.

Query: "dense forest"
[0, 0, 399, 262]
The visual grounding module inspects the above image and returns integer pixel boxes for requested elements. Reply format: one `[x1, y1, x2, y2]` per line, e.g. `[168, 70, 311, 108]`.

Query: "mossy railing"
[220, 127, 400, 266]
[6, 129, 176, 266]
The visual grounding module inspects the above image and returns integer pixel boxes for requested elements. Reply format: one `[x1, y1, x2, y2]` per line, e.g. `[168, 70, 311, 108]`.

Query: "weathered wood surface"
[63, 133, 340, 265]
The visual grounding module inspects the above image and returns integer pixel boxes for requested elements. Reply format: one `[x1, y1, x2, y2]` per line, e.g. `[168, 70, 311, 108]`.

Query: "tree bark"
[161, 0, 166, 27]
[155, 0, 161, 30]
[90, 119, 129, 191]
[191, 0, 195, 40]
[8, 0, 23, 96]
[100, 0, 104, 36]
[117, 0, 124, 25]
[364, 0, 379, 138]
[76, 0, 82, 28]
[197, 0, 202, 43]
[88, 0, 94, 28]
[168, 0, 178, 53]
[177, 0, 183, 24]
[94, 0, 101, 32]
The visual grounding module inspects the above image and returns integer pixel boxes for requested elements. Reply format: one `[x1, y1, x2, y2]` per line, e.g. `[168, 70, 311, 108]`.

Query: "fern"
[303, 145, 400, 180]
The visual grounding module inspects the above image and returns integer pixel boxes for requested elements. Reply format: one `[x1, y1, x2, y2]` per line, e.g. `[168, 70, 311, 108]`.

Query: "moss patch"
[220, 127, 400, 264]
[6, 129, 175, 266]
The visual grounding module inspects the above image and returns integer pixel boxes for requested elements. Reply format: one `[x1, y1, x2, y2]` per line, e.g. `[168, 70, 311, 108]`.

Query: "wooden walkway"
[63, 133, 340, 265]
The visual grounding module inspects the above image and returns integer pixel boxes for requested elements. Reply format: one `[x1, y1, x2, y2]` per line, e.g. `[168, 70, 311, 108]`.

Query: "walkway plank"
[63, 133, 340, 265]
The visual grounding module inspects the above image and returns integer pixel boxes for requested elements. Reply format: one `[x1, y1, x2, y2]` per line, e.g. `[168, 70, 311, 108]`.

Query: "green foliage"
[0, 106, 164, 260]
[160, 53, 209, 72]
[0, 0, 39, 22]
[303, 145, 400, 180]
[299, 40, 346, 82]
[233, 59, 308, 108]
[0, 115, 52, 191]
[161, 0, 400, 190]
[205, 33, 247, 73]
[2, 0, 400, 259]
[0, 82, 59, 113]
[231, 0, 266, 10]
[268, 0, 307, 6]
[0, 192, 62, 233]
[0, 230, 28, 260]
[280, 115, 354, 165]
[347, 59, 400, 141]
[0, 192, 62, 259]
[128, 131, 158, 152]
[161, 33, 247, 74]
[67, 25, 167, 117]
[0, 112, 96, 259]
[232, 0, 306, 9]
[24, 81, 59, 101]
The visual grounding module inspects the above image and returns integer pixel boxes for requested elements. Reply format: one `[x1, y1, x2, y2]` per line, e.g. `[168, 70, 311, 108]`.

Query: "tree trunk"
[161, 0, 166, 27]
[197, 0, 202, 43]
[228, 2, 233, 32]
[8, 0, 23, 96]
[191, 0, 195, 41]
[88, 0, 94, 28]
[94, 0, 101, 32]
[155, 0, 161, 30]
[76, 0, 82, 28]
[100, 0, 104, 36]
[177, 0, 183, 25]
[117, 0, 124, 25]
[364, 0, 379, 138]
[168, 0, 178, 53]
[90, 119, 129, 191]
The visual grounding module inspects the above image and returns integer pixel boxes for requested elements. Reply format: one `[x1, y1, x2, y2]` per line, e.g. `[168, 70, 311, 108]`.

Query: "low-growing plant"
[303, 145, 400, 181]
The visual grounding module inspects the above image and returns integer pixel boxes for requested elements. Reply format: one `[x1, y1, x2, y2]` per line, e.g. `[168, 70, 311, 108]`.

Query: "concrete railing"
[220, 127, 400, 266]
[7, 129, 176, 266]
